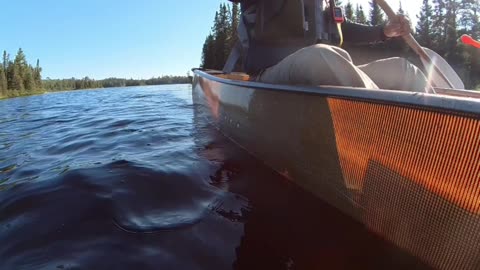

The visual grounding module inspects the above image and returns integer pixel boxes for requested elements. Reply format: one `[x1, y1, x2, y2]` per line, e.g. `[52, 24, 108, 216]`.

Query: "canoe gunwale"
[194, 69, 480, 117]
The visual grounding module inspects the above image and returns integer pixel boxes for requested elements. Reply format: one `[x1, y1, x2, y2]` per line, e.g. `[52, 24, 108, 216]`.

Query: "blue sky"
[0, 0, 419, 79]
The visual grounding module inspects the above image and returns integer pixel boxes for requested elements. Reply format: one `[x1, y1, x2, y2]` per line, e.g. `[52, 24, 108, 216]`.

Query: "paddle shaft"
[375, 0, 455, 89]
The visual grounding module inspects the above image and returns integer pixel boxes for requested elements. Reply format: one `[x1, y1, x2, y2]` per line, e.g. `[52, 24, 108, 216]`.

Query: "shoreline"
[0, 91, 46, 100]
[0, 83, 193, 100]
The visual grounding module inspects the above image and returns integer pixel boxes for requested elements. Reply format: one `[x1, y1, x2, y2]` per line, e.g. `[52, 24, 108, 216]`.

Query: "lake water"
[0, 85, 429, 269]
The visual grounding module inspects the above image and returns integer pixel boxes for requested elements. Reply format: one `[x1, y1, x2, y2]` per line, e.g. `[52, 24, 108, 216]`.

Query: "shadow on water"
[0, 86, 431, 269]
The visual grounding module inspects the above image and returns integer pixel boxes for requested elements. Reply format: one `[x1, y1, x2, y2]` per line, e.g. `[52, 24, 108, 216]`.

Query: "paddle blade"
[461, 35, 480, 48]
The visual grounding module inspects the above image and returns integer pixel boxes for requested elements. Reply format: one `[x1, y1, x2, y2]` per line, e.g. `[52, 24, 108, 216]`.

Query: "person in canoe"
[224, 0, 458, 93]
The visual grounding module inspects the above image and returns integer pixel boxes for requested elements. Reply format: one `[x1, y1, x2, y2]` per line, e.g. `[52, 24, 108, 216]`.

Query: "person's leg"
[358, 57, 434, 93]
[257, 44, 378, 89]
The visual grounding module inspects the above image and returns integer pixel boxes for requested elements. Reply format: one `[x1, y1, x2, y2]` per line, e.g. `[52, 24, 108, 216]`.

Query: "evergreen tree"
[431, 0, 446, 52]
[459, 0, 474, 31]
[345, 1, 355, 21]
[201, 34, 215, 69]
[444, 0, 460, 62]
[11, 64, 24, 93]
[24, 66, 35, 91]
[397, 1, 405, 15]
[230, 3, 240, 47]
[14, 48, 27, 79]
[200, 3, 238, 70]
[369, 0, 385, 26]
[2, 51, 7, 72]
[355, 4, 367, 24]
[0, 51, 8, 96]
[34, 59, 42, 89]
[472, 1, 480, 38]
[6, 61, 14, 91]
[212, 4, 231, 70]
[0, 66, 7, 96]
[416, 0, 434, 48]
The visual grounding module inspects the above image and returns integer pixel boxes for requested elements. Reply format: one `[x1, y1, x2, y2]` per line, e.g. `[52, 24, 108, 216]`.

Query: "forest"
[42, 75, 192, 92]
[0, 49, 191, 99]
[201, 0, 480, 90]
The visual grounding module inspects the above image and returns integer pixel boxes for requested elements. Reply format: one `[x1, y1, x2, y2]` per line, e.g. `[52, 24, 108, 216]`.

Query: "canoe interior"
[192, 70, 480, 270]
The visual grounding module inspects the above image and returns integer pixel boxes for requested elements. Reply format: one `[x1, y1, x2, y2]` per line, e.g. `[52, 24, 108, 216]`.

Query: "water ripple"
[0, 85, 429, 269]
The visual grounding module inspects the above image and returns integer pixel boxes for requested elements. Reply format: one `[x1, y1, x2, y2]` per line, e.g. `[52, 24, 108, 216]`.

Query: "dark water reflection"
[0, 86, 429, 269]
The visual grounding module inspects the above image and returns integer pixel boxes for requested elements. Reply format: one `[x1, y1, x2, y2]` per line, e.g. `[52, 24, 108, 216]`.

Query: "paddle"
[375, 0, 455, 90]
[461, 35, 480, 49]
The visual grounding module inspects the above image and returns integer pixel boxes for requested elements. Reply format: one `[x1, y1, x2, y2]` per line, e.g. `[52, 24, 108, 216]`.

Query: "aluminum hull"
[192, 70, 480, 270]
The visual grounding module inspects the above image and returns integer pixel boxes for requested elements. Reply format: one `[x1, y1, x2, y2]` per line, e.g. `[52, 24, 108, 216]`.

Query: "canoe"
[192, 69, 480, 270]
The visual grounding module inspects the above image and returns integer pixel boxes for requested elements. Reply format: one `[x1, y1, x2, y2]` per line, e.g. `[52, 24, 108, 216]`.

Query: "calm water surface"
[0, 85, 429, 269]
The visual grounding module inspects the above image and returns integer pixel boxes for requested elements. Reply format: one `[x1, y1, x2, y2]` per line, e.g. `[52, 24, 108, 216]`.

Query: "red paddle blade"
[461, 35, 480, 48]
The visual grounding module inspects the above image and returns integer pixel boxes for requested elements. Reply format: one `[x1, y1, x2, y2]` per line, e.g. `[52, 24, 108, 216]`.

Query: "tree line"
[201, 3, 240, 70]
[0, 49, 42, 98]
[201, 0, 480, 89]
[0, 48, 192, 99]
[42, 75, 192, 92]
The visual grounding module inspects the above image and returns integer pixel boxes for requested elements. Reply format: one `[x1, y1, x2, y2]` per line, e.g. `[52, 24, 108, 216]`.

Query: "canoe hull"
[192, 70, 480, 270]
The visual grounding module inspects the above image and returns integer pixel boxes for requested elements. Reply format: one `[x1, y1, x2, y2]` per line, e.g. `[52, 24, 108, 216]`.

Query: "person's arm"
[342, 20, 387, 45]
[343, 15, 412, 45]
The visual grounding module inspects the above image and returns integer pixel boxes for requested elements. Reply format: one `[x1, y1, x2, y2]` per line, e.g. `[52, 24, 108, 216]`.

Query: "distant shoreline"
[0, 83, 192, 100]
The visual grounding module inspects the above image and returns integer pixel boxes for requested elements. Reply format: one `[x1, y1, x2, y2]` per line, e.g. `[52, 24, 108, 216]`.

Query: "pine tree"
[431, 0, 446, 52]
[24, 65, 35, 91]
[416, 0, 434, 48]
[397, 1, 405, 14]
[14, 48, 27, 77]
[444, 0, 460, 62]
[201, 3, 234, 70]
[459, 0, 474, 31]
[6, 60, 14, 91]
[2, 51, 7, 72]
[472, 1, 480, 38]
[345, 1, 355, 21]
[369, 0, 385, 26]
[34, 59, 42, 89]
[12, 64, 24, 93]
[355, 4, 367, 24]
[0, 66, 7, 96]
[0, 51, 7, 95]
[12, 48, 28, 93]
[201, 34, 215, 69]
[230, 3, 240, 43]
[212, 4, 231, 70]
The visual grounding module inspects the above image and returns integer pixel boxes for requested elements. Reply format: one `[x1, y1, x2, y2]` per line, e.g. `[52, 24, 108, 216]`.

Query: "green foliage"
[23, 66, 35, 91]
[201, 3, 240, 70]
[0, 48, 43, 97]
[201, 34, 215, 69]
[369, 0, 385, 26]
[34, 59, 42, 89]
[414, 0, 480, 88]
[0, 66, 7, 97]
[416, 0, 434, 48]
[0, 48, 191, 98]
[345, 1, 355, 21]
[42, 75, 191, 92]
[355, 4, 367, 24]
